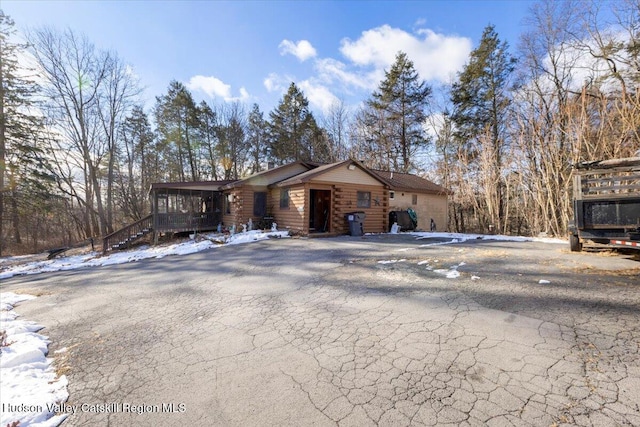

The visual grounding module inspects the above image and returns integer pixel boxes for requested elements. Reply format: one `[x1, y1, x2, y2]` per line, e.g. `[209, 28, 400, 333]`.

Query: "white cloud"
[265, 24, 473, 115]
[264, 73, 282, 92]
[314, 58, 381, 91]
[298, 80, 340, 115]
[279, 39, 317, 62]
[340, 24, 472, 83]
[263, 72, 297, 94]
[187, 75, 250, 102]
[187, 75, 231, 98]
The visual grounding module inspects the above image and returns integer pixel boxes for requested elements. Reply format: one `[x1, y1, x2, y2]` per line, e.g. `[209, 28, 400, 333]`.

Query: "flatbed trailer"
[569, 157, 640, 252]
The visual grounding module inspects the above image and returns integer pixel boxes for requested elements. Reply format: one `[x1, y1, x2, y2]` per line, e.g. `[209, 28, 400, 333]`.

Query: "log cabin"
[102, 160, 449, 252]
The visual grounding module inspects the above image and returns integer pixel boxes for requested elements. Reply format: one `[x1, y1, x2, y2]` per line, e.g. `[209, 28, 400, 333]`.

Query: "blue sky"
[4, 0, 535, 116]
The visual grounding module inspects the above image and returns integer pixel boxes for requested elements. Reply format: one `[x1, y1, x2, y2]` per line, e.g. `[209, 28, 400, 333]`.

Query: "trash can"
[346, 211, 366, 236]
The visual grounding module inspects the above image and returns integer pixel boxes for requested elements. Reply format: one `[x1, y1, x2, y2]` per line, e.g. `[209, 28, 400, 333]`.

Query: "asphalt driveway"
[2, 235, 639, 426]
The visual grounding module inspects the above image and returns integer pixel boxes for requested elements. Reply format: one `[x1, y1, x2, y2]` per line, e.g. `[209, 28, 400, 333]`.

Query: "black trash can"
[346, 211, 366, 236]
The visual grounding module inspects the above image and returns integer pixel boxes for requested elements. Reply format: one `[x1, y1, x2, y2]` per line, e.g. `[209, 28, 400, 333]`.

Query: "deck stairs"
[102, 214, 153, 253]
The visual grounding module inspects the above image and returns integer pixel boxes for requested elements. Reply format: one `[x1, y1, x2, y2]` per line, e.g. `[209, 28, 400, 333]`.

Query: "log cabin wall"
[272, 183, 388, 235]
[271, 185, 308, 234]
[312, 163, 387, 234]
[330, 183, 387, 234]
[222, 190, 240, 229]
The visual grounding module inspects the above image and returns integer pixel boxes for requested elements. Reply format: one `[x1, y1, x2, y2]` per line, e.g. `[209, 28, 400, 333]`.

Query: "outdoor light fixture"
[348, 164, 356, 170]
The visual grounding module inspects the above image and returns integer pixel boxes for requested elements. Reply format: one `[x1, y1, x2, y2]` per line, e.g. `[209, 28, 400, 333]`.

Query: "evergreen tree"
[246, 103, 268, 173]
[450, 24, 516, 232]
[268, 82, 322, 164]
[196, 101, 220, 180]
[154, 81, 201, 181]
[118, 105, 154, 221]
[0, 12, 54, 255]
[367, 51, 432, 172]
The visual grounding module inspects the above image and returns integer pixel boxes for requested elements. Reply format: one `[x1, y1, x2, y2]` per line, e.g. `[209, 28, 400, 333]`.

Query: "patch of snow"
[433, 262, 465, 279]
[471, 275, 481, 281]
[1, 293, 68, 427]
[0, 230, 289, 280]
[411, 231, 566, 245]
[418, 238, 461, 248]
[538, 279, 551, 284]
[378, 259, 406, 264]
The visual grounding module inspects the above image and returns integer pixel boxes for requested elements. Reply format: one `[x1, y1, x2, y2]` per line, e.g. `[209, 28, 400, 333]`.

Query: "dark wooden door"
[310, 189, 331, 232]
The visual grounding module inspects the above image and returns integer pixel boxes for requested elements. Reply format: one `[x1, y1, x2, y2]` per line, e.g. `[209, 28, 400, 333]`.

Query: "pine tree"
[247, 103, 268, 173]
[118, 105, 154, 221]
[154, 81, 201, 181]
[268, 82, 322, 164]
[0, 12, 54, 255]
[367, 51, 432, 172]
[196, 101, 220, 180]
[450, 25, 516, 232]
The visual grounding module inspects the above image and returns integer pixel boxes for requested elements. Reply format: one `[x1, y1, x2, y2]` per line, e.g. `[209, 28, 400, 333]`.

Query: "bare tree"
[98, 52, 140, 232]
[510, 0, 588, 236]
[29, 27, 139, 238]
[321, 99, 351, 162]
[218, 102, 248, 180]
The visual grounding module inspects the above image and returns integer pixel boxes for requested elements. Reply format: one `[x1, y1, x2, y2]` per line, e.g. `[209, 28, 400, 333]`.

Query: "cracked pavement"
[2, 235, 639, 426]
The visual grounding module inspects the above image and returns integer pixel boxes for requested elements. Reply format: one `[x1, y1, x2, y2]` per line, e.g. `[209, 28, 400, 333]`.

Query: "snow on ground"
[0, 229, 289, 427]
[1, 292, 69, 427]
[377, 259, 406, 264]
[376, 231, 566, 282]
[0, 230, 289, 280]
[410, 231, 567, 245]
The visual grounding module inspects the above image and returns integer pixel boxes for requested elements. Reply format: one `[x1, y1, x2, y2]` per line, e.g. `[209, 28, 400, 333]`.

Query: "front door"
[310, 189, 331, 232]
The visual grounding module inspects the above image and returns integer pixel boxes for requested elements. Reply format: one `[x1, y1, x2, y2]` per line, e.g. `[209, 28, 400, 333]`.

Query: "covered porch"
[102, 181, 233, 252]
[150, 181, 233, 235]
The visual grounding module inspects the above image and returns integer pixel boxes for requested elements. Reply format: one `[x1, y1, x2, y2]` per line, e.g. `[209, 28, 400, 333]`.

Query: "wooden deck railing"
[102, 212, 221, 253]
[102, 214, 154, 253]
[154, 212, 219, 232]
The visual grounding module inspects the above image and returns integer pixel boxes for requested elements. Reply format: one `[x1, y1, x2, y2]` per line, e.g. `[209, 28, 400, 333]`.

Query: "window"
[389, 191, 395, 200]
[412, 194, 418, 205]
[254, 191, 267, 217]
[280, 188, 290, 208]
[357, 191, 371, 208]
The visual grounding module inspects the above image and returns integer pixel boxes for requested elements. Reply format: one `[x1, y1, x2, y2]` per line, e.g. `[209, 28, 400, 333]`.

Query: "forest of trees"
[1, 0, 639, 255]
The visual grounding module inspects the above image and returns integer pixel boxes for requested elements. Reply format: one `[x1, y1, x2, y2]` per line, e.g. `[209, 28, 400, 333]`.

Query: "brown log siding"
[332, 183, 387, 234]
[272, 182, 387, 235]
[272, 185, 307, 233]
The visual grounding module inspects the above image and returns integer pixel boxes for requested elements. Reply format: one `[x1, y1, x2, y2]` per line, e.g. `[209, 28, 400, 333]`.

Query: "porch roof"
[149, 180, 235, 193]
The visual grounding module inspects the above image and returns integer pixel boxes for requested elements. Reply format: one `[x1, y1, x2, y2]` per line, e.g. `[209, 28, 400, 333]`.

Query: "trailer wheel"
[569, 233, 582, 252]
